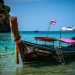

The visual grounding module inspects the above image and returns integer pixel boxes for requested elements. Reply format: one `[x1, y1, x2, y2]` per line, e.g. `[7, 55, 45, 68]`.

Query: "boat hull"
[22, 41, 75, 63]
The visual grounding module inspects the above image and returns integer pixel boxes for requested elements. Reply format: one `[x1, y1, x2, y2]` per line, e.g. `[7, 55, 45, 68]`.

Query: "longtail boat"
[10, 17, 75, 64]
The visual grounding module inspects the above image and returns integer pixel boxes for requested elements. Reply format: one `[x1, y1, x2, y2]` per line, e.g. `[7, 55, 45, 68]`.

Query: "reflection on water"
[0, 33, 11, 42]
[0, 54, 23, 75]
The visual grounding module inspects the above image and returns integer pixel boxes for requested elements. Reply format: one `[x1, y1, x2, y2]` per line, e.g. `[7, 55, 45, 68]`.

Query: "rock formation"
[0, 0, 11, 32]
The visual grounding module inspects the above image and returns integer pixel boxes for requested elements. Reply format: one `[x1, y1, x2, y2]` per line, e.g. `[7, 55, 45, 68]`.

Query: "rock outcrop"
[0, 0, 11, 33]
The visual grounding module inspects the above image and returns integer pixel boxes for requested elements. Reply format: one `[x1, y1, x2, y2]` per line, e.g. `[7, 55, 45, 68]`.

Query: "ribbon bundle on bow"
[15, 37, 22, 64]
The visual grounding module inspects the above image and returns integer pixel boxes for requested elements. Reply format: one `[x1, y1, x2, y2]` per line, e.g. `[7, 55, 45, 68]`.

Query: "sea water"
[0, 31, 75, 75]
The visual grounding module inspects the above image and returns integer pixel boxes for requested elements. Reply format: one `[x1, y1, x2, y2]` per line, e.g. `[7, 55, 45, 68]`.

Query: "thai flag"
[50, 19, 57, 25]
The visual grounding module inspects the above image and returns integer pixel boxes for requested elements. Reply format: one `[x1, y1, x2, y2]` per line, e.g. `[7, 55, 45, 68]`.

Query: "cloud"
[4, 0, 44, 3]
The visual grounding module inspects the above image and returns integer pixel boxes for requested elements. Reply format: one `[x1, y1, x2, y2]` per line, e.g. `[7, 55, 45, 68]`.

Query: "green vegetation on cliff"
[0, 0, 11, 32]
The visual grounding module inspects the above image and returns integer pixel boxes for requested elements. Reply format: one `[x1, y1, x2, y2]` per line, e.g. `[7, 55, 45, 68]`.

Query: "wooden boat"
[10, 17, 75, 64]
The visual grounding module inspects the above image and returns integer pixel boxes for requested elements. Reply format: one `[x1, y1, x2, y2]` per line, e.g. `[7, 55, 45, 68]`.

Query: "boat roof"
[34, 37, 57, 42]
[34, 37, 75, 43]
[61, 27, 74, 31]
[59, 38, 75, 43]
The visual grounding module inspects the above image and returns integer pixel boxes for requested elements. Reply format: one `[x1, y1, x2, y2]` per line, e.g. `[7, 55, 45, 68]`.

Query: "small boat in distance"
[34, 30, 39, 32]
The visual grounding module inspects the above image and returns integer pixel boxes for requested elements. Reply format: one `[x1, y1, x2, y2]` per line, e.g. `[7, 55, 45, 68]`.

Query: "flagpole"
[47, 23, 51, 37]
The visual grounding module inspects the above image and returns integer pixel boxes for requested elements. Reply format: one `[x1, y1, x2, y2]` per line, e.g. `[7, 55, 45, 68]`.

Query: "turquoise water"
[0, 31, 75, 75]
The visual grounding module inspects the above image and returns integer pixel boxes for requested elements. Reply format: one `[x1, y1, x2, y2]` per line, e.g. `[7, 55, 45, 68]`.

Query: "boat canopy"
[34, 37, 57, 42]
[59, 38, 75, 43]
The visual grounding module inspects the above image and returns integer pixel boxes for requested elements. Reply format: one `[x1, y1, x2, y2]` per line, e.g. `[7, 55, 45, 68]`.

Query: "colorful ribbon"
[15, 38, 22, 64]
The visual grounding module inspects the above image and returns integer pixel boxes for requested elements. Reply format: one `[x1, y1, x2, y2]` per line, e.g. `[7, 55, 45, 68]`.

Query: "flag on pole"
[50, 19, 57, 25]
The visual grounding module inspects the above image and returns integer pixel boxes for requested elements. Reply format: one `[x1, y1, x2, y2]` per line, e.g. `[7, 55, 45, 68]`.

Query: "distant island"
[0, 0, 11, 33]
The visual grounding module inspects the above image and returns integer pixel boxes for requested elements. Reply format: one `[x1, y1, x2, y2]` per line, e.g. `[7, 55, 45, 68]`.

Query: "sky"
[4, 0, 75, 31]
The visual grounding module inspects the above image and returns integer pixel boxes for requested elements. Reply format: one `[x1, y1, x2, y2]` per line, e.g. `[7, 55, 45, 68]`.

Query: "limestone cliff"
[0, 0, 11, 32]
